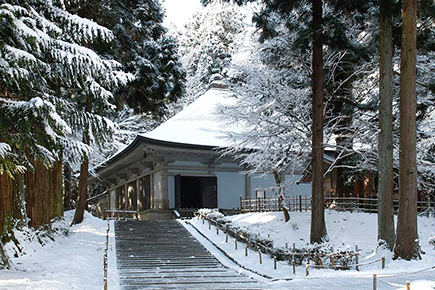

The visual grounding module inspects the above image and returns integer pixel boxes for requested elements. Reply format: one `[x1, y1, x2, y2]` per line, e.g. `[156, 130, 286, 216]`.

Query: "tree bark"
[63, 163, 72, 210]
[378, 0, 396, 251]
[0, 240, 9, 269]
[394, 0, 419, 260]
[72, 132, 90, 225]
[310, 0, 327, 244]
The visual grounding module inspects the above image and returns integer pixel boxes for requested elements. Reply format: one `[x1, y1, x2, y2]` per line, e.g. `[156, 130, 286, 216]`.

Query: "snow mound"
[0, 211, 108, 290]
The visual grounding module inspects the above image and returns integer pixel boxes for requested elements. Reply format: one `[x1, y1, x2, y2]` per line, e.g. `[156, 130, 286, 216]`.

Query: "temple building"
[89, 79, 311, 219]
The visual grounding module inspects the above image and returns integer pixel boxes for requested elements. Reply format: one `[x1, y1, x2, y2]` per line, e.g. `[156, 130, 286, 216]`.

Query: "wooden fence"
[240, 195, 433, 214]
[104, 209, 138, 220]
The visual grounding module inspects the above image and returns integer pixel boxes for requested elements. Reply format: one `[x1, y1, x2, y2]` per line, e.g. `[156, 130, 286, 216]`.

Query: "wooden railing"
[240, 195, 433, 214]
[103, 220, 109, 290]
[240, 195, 311, 213]
[104, 209, 138, 220]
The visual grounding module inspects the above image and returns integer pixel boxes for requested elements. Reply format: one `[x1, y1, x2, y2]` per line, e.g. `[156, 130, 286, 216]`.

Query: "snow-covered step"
[115, 220, 264, 289]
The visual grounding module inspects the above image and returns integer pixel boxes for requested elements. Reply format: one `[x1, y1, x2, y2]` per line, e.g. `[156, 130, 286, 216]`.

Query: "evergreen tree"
[71, 0, 185, 115]
[179, 1, 246, 103]
[0, 0, 133, 227]
[394, 0, 419, 260]
[378, 0, 396, 251]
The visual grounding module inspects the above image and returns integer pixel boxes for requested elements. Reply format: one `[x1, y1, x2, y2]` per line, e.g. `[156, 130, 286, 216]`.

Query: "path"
[115, 220, 264, 289]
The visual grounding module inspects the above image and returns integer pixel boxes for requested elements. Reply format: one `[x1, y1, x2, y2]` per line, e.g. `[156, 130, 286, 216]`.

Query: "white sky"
[161, 0, 203, 30]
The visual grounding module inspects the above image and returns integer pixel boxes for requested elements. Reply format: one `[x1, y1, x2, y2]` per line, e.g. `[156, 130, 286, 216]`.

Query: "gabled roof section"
[143, 87, 237, 147]
[95, 87, 238, 173]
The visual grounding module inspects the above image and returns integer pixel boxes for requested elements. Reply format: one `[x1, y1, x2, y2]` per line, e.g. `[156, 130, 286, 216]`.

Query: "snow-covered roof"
[142, 87, 237, 147]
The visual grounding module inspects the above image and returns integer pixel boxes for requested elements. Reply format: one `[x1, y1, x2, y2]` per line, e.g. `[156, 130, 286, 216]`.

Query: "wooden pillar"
[245, 175, 251, 199]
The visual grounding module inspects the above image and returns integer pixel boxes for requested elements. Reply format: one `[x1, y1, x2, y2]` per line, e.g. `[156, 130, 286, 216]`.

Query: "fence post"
[274, 257, 277, 270]
[373, 274, 377, 290]
[330, 254, 335, 268]
[216, 227, 219, 235]
[305, 195, 308, 211]
[259, 251, 262, 264]
[226, 233, 228, 243]
[382, 256, 385, 269]
[292, 258, 296, 274]
[245, 247, 248, 257]
[240, 195, 243, 212]
[355, 244, 359, 271]
[299, 195, 302, 212]
[305, 261, 309, 276]
[235, 239, 238, 250]
[406, 281, 410, 290]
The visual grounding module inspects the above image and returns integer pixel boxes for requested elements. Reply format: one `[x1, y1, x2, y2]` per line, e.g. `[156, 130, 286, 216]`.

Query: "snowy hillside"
[189, 211, 435, 289]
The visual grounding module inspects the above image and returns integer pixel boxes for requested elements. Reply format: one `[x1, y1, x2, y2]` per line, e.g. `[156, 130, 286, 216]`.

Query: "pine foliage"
[0, 0, 133, 171]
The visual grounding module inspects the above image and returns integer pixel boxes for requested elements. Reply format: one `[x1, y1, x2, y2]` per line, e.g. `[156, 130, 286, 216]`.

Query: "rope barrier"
[311, 257, 383, 269]
[376, 265, 435, 279]
[377, 277, 406, 288]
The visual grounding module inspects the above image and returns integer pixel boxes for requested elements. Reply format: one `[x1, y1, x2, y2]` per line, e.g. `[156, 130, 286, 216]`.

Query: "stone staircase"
[115, 220, 264, 290]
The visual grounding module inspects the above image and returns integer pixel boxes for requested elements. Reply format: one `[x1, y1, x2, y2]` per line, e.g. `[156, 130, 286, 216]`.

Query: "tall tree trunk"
[72, 98, 91, 225]
[64, 163, 72, 210]
[72, 131, 90, 225]
[394, 0, 419, 260]
[378, 0, 396, 251]
[310, 0, 327, 244]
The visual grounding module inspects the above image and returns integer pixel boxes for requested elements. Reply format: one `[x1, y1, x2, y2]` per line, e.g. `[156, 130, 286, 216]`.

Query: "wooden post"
[285, 242, 288, 249]
[240, 195, 243, 212]
[203, 218, 204, 225]
[235, 239, 238, 250]
[373, 274, 377, 290]
[382, 256, 385, 269]
[293, 242, 296, 252]
[406, 281, 410, 290]
[292, 259, 296, 274]
[209, 221, 211, 230]
[226, 233, 228, 243]
[274, 257, 277, 270]
[305, 195, 308, 211]
[330, 254, 335, 268]
[245, 247, 248, 256]
[305, 261, 309, 276]
[299, 195, 302, 212]
[355, 245, 359, 271]
[216, 227, 219, 235]
[259, 251, 262, 264]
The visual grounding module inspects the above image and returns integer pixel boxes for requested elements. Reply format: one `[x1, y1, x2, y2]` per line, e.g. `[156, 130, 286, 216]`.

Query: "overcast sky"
[161, 0, 203, 30]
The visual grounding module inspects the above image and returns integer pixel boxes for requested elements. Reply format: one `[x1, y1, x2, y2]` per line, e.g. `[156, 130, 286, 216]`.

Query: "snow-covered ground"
[0, 211, 117, 290]
[188, 211, 435, 290]
[1, 210, 434, 290]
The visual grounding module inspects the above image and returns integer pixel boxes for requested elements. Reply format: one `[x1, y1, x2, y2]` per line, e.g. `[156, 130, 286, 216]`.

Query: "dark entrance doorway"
[175, 176, 217, 209]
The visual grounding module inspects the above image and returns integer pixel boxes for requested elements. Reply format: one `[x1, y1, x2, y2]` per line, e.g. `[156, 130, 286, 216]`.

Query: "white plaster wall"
[168, 175, 175, 208]
[216, 172, 245, 209]
[251, 174, 276, 197]
[250, 174, 312, 197]
[285, 175, 312, 197]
